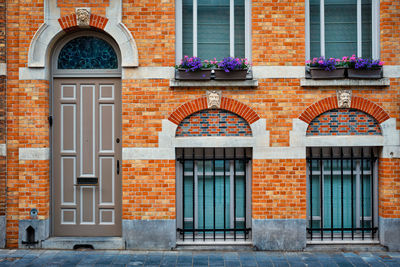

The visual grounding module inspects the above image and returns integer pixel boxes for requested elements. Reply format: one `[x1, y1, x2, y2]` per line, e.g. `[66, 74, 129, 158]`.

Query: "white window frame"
[305, 0, 380, 60]
[175, 0, 251, 64]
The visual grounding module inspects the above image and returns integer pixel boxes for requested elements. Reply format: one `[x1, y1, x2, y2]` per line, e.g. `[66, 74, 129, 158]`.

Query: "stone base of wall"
[0, 216, 5, 248]
[252, 219, 306, 251]
[379, 217, 400, 251]
[123, 219, 176, 250]
[18, 219, 49, 248]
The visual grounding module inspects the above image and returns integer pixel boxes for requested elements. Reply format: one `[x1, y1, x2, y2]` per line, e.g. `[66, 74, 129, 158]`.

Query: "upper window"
[307, 0, 378, 59]
[58, 36, 118, 69]
[176, 0, 249, 62]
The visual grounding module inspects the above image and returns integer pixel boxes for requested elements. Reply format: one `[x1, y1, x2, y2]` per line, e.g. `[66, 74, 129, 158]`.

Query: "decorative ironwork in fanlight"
[58, 36, 118, 69]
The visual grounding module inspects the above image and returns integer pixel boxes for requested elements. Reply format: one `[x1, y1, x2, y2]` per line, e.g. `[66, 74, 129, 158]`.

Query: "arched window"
[57, 36, 118, 69]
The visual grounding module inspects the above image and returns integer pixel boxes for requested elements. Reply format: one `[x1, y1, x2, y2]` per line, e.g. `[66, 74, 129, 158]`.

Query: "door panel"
[53, 78, 121, 236]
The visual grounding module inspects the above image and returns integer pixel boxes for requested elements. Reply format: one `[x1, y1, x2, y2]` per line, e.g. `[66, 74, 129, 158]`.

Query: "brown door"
[53, 78, 122, 236]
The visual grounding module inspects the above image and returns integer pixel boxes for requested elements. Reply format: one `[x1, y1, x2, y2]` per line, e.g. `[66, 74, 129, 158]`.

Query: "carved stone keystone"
[76, 8, 91, 27]
[337, 89, 352, 108]
[206, 90, 222, 109]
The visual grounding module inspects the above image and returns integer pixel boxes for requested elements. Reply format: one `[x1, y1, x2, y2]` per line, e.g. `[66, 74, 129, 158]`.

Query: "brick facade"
[306, 109, 382, 136]
[176, 109, 252, 137]
[2, 0, 400, 250]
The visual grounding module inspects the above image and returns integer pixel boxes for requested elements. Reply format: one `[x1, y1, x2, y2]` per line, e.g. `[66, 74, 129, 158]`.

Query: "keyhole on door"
[116, 138, 120, 143]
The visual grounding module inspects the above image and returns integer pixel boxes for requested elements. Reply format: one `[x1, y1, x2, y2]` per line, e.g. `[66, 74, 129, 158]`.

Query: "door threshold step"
[42, 237, 125, 250]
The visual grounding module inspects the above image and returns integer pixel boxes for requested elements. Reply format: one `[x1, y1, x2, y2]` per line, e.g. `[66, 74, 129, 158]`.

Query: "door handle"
[117, 160, 120, 175]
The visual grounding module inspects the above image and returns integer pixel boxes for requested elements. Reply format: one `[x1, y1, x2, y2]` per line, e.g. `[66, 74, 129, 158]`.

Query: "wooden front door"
[53, 78, 121, 236]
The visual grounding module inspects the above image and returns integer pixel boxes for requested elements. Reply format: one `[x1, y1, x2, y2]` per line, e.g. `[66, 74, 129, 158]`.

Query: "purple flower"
[217, 57, 249, 72]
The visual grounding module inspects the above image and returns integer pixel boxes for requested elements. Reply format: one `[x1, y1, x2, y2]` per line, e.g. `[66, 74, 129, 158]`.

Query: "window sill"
[300, 78, 390, 87]
[170, 79, 258, 87]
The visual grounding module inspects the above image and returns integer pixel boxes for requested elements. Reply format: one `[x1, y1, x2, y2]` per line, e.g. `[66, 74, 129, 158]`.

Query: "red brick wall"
[58, 0, 109, 17]
[379, 158, 400, 218]
[252, 0, 305, 66]
[252, 159, 307, 219]
[380, 0, 400, 65]
[123, 160, 176, 220]
[2, 0, 400, 248]
[122, 0, 175, 66]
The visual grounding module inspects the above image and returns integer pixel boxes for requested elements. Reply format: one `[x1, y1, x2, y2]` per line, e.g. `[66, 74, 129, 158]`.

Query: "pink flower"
[342, 56, 348, 61]
[379, 61, 384, 66]
[204, 60, 209, 63]
[305, 60, 311, 64]
[335, 58, 341, 62]
[318, 60, 324, 64]
[313, 57, 317, 61]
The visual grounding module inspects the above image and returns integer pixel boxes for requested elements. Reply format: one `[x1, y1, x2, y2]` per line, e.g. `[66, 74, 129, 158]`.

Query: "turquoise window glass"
[183, 0, 194, 57]
[362, 0, 372, 58]
[310, 0, 372, 58]
[183, 159, 246, 233]
[182, 0, 245, 60]
[234, 0, 245, 59]
[310, 0, 321, 59]
[309, 158, 372, 232]
[58, 36, 118, 69]
[197, 0, 230, 60]
[325, 0, 357, 58]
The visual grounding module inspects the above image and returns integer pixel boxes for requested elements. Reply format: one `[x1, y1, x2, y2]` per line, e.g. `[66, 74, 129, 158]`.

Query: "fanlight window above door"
[57, 36, 118, 69]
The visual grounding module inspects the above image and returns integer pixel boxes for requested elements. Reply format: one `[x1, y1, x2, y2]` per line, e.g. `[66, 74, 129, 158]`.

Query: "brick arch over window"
[168, 97, 260, 125]
[299, 96, 390, 124]
[58, 13, 109, 31]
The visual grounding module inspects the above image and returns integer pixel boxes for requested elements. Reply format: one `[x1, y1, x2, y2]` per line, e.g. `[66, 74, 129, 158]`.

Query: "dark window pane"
[58, 36, 118, 69]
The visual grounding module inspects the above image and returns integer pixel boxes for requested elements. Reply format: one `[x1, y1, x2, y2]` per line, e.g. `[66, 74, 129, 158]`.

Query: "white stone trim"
[123, 119, 272, 160]
[20, 65, 400, 80]
[0, 63, 6, 76]
[19, 148, 50, 161]
[26, 0, 138, 73]
[252, 66, 305, 79]
[383, 65, 400, 78]
[122, 67, 175, 79]
[20, 67, 49, 80]
[290, 118, 400, 159]
[0, 144, 6, 157]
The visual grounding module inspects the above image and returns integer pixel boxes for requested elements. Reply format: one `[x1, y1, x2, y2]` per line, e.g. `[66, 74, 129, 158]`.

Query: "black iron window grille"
[307, 147, 379, 241]
[176, 148, 252, 242]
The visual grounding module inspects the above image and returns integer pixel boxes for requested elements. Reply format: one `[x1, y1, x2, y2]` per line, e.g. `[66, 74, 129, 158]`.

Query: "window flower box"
[309, 67, 346, 79]
[307, 57, 346, 80]
[214, 69, 248, 80]
[176, 69, 211, 80]
[346, 55, 383, 79]
[175, 56, 212, 80]
[347, 68, 382, 79]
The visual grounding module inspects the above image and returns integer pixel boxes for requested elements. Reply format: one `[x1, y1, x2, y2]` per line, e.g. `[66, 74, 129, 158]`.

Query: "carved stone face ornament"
[76, 8, 90, 27]
[206, 90, 222, 109]
[337, 89, 352, 108]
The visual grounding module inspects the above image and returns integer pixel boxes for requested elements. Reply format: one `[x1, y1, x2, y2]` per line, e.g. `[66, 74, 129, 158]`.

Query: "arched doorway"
[51, 31, 122, 236]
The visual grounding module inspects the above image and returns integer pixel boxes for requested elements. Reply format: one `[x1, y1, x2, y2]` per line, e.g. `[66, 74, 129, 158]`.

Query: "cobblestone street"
[0, 250, 399, 267]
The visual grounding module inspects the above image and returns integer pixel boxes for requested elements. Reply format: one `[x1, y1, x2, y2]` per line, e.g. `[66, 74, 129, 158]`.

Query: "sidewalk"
[0, 249, 399, 266]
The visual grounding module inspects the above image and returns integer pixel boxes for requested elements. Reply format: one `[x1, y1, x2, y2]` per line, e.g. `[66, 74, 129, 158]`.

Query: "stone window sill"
[170, 79, 258, 87]
[300, 78, 390, 87]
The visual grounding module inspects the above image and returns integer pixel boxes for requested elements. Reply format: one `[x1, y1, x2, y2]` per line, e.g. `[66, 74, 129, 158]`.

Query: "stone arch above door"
[27, 0, 138, 69]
